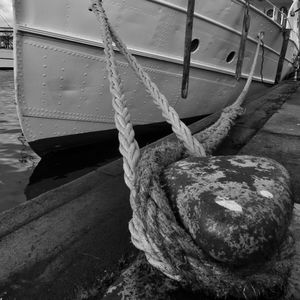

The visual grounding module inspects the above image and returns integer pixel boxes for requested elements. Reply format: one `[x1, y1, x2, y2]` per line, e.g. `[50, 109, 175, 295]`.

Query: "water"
[0, 70, 40, 212]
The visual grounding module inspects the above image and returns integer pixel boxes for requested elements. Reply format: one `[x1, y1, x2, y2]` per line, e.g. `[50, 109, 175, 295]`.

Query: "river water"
[0, 70, 40, 212]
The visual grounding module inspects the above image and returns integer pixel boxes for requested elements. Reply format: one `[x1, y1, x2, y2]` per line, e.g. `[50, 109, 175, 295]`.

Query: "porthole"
[190, 39, 200, 53]
[226, 51, 236, 63]
[266, 8, 273, 18]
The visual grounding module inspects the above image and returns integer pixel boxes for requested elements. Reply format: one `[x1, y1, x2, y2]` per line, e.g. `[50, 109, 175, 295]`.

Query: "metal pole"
[181, 0, 195, 99]
[236, 1, 251, 80]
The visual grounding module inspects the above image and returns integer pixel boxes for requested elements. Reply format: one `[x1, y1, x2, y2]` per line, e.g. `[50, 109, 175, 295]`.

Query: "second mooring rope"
[195, 31, 264, 153]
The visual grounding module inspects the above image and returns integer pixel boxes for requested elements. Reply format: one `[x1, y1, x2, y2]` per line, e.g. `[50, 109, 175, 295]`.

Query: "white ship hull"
[13, 0, 299, 156]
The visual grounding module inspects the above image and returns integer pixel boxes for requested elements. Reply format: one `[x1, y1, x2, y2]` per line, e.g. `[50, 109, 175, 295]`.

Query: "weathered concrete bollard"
[162, 155, 293, 266]
[102, 154, 296, 300]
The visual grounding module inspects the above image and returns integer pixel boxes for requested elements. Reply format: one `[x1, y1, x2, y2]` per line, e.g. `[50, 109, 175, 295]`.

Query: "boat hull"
[13, 0, 299, 155]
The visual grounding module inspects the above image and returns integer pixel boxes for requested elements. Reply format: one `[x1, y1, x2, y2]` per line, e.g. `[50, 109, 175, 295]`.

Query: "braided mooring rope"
[195, 32, 264, 153]
[90, 1, 292, 298]
[91, 0, 206, 159]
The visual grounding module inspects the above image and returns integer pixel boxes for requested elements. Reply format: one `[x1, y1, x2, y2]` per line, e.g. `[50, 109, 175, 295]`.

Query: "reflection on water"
[25, 143, 121, 200]
[0, 70, 40, 213]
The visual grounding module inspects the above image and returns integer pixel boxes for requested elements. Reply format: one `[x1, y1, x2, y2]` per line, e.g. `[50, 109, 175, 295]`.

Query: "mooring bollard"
[101, 143, 296, 300]
[162, 155, 293, 267]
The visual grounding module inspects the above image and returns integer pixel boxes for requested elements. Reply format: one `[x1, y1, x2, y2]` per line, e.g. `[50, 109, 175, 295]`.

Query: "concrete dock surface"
[240, 87, 300, 203]
[219, 80, 300, 203]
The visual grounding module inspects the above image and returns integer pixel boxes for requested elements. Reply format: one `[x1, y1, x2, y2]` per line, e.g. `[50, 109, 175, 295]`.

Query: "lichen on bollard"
[162, 155, 294, 266]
